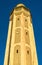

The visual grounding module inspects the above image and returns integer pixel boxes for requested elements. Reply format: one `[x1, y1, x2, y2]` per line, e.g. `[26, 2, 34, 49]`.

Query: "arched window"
[15, 28, 21, 43]
[25, 30, 30, 45]
[26, 46, 32, 65]
[24, 16, 28, 28]
[14, 45, 21, 65]
[16, 16, 21, 27]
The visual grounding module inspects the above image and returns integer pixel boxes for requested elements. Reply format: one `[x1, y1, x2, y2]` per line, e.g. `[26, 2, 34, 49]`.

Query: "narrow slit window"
[27, 50, 29, 54]
[16, 50, 18, 53]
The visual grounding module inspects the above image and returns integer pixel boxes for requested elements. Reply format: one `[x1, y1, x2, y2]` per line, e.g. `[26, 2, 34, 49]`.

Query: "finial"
[16, 3, 25, 7]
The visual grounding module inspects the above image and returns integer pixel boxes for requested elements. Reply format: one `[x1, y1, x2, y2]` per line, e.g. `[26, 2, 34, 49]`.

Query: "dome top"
[16, 4, 25, 7]
[10, 3, 31, 16]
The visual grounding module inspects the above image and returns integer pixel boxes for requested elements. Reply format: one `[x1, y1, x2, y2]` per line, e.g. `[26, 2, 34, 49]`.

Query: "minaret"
[4, 4, 38, 65]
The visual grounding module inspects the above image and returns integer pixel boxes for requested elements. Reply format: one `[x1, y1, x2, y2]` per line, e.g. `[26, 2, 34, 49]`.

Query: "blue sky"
[0, 0, 42, 65]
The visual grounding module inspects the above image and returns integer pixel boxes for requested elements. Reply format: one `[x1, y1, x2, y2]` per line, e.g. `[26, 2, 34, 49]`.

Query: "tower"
[4, 4, 38, 65]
